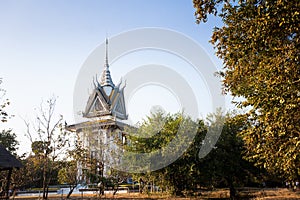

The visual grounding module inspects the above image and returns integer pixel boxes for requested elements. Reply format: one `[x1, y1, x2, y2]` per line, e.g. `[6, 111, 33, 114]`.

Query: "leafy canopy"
[193, 0, 300, 180]
[125, 111, 206, 195]
[0, 129, 19, 155]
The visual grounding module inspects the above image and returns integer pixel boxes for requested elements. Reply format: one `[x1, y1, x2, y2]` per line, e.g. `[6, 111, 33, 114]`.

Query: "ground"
[11, 188, 300, 200]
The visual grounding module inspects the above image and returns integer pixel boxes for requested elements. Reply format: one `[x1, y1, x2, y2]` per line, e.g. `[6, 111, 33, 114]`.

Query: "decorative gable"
[83, 84, 127, 120]
[83, 87, 111, 118]
[111, 88, 127, 120]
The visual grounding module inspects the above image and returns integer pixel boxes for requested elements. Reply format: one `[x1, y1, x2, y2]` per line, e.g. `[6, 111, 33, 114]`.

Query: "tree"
[193, 0, 300, 180]
[58, 160, 78, 198]
[25, 97, 69, 199]
[199, 112, 264, 199]
[0, 79, 18, 154]
[0, 129, 18, 155]
[57, 134, 88, 199]
[125, 112, 206, 196]
[11, 155, 44, 190]
[123, 110, 268, 198]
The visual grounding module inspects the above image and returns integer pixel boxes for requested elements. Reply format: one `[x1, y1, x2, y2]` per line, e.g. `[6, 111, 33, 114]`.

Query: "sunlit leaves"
[125, 112, 206, 195]
[193, 0, 300, 180]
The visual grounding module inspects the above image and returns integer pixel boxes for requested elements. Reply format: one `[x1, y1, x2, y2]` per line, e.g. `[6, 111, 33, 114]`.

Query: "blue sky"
[0, 1, 225, 154]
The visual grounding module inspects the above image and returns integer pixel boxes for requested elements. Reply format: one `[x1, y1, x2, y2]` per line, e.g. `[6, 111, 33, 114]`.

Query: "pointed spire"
[100, 38, 115, 95]
[105, 38, 109, 67]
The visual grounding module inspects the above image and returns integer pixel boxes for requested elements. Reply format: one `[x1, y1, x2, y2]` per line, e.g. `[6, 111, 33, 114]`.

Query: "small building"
[0, 145, 23, 200]
[67, 39, 128, 183]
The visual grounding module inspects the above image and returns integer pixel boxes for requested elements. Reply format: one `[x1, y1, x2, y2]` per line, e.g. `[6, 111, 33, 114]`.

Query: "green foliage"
[31, 141, 52, 155]
[58, 161, 77, 185]
[126, 112, 206, 195]
[193, 0, 300, 180]
[0, 129, 18, 155]
[199, 113, 264, 198]
[56, 136, 90, 198]
[125, 110, 268, 197]
[10, 155, 61, 190]
[127, 112, 185, 153]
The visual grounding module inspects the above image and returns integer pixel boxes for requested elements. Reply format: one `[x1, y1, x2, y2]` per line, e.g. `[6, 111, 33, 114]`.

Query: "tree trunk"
[66, 185, 77, 199]
[229, 183, 236, 200]
[113, 183, 119, 195]
[42, 165, 47, 199]
[42, 155, 49, 200]
[5, 169, 12, 200]
[46, 186, 49, 199]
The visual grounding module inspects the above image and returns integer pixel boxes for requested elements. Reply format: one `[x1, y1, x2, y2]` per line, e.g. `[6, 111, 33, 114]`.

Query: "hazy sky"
[0, 0, 226, 154]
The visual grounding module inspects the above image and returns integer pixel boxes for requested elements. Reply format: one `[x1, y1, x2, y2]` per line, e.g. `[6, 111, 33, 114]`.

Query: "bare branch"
[22, 117, 33, 143]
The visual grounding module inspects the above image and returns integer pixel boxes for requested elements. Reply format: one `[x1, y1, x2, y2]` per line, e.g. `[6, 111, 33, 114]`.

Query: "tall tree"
[199, 112, 264, 199]
[25, 97, 69, 199]
[193, 0, 300, 180]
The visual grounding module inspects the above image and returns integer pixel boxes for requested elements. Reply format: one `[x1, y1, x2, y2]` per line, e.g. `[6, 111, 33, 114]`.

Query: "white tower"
[67, 39, 127, 183]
